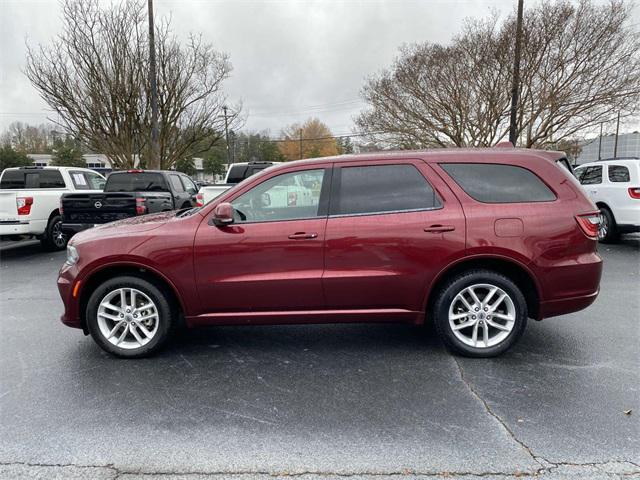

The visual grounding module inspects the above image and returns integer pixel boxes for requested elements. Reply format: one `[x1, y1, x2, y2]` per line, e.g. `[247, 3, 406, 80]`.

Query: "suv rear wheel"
[597, 206, 618, 243]
[433, 270, 527, 357]
[86, 276, 173, 358]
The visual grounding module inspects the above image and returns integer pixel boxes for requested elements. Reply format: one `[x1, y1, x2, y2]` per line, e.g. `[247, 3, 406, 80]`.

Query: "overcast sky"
[1, 0, 638, 138]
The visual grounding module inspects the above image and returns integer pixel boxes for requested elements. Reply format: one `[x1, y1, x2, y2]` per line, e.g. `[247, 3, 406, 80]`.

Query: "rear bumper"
[0, 220, 46, 236]
[62, 223, 95, 235]
[539, 289, 599, 319]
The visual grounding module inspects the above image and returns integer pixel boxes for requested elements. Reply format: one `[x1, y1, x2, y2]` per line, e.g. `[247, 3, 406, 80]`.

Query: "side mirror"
[212, 202, 234, 226]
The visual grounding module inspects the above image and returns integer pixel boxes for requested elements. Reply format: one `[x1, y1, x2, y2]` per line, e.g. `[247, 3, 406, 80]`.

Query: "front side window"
[440, 163, 556, 203]
[169, 174, 185, 192]
[85, 171, 106, 190]
[231, 169, 325, 223]
[333, 164, 440, 216]
[608, 165, 630, 183]
[579, 166, 603, 185]
[180, 175, 198, 194]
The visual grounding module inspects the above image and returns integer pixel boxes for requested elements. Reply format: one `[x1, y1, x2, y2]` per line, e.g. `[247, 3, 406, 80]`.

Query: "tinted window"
[0, 170, 25, 189]
[0, 169, 65, 189]
[440, 163, 556, 203]
[169, 174, 185, 192]
[579, 166, 602, 185]
[231, 169, 325, 223]
[227, 164, 272, 184]
[334, 164, 440, 215]
[608, 165, 630, 183]
[180, 176, 198, 194]
[105, 172, 168, 192]
[574, 167, 586, 181]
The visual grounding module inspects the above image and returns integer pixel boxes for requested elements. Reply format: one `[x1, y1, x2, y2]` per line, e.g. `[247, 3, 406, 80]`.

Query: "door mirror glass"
[212, 202, 234, 226]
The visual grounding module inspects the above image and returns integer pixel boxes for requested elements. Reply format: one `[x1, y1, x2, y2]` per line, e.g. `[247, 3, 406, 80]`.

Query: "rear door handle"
[424, 224, 455, 233]
[288, 232, 318, 239]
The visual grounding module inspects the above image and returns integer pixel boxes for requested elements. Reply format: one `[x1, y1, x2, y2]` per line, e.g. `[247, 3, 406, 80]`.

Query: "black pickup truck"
[61, 170, 202, 234]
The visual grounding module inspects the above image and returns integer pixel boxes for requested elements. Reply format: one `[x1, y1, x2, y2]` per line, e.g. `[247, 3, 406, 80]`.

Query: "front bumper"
[58, 263, 83, 330]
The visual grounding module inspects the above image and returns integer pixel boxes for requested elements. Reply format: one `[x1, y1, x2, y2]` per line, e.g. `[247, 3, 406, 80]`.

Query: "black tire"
[597, 206, 618, 243]
[86, 276, 174, 358]
[40, 215, 68, 251]
[432, 269, 528, 358]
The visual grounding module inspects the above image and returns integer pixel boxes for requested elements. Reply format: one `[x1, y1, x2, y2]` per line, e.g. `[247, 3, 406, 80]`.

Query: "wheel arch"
[47, 208, 61, 222]
[425, 255, 541, 321]
[595, 201, 616, 221]
[78, 263, 185, 332]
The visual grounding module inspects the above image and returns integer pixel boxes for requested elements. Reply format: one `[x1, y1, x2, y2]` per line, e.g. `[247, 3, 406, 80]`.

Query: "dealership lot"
[0, 238, 638, 479]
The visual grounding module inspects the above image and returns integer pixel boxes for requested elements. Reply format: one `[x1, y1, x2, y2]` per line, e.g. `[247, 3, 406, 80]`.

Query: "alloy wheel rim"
[448, 283, 516, 348]
[53, 221, 67, 248]
[97, 288, 159, 350]
[598, 212, 608, 240]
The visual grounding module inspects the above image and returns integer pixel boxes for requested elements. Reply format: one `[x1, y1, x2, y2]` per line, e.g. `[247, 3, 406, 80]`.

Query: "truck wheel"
[41, 215, 68, 251]
[86, 276, 173, 358]
[597, 207, 618, 243]
[433, 270, 527, 358]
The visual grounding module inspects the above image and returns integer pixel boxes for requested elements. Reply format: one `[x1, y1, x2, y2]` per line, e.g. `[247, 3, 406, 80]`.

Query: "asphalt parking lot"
[0, 237, 638, 480]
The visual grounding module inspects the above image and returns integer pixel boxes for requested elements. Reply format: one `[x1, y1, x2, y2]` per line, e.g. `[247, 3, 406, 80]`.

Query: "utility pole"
[298, 129, 303, 160]
[508, 0, 524, 146]
[223, 106, 231, 167]
[613, 111, 620, 158]
[148, 0, 160, 169]
[597, 122, 603, 160]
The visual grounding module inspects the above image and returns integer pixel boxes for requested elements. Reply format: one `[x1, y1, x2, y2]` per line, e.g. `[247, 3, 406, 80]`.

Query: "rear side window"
[105, 172, 168, 192]
[440, 163, 556, 203]
[333, 164, 441, 215]
[608, 165, 630, 182]
[579, 166, 602, 185]
[0, 169, 65, 189]
[226, 165, 248, 184]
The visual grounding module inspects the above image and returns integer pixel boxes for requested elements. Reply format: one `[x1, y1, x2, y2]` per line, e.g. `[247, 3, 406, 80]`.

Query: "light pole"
[148, 0, 160, 169]
[223, 106, 231, 167]
[508, 0, 524, 146]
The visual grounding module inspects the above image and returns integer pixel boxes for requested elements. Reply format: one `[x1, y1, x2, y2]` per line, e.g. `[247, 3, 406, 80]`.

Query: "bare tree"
[25, 0, 238, 169]
[356, 0, 640, 149]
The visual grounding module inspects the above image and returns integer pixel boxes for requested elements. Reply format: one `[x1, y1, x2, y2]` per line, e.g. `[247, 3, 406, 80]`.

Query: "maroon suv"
[58, 148, 602, 358]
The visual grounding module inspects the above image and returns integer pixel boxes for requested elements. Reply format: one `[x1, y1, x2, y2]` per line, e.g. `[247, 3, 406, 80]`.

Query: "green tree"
[336, 136, 354, 155]
[174, 157, 197, 176]
[52, 144, 85, 167]
[0, 145, 32, 170]
[203, 150, 226, 178]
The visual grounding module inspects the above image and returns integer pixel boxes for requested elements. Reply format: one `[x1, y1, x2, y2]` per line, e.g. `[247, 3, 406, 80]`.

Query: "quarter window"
[608, 165, 630, 183]
[579, 166, 603, 185]
[231, 169, 325, 223]
[440, 163, 556, 203]
[333, 164, 440, 216]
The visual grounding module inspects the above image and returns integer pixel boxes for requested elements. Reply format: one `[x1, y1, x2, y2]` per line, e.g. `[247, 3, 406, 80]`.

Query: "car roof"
[4, 165, 94, 171]
[269, 147, 566, 170]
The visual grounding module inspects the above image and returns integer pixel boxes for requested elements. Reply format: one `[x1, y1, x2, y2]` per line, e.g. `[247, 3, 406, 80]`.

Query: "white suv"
[0, 166, 106, 250]
[574, 158, 640, 242]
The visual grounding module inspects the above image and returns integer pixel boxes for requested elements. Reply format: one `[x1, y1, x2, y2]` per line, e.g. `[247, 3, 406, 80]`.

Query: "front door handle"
[288, 232, 318, 239]
[424, 224, 455, 233]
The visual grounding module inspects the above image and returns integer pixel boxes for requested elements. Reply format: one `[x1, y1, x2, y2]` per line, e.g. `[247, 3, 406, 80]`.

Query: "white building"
[576, 132, 640, 165]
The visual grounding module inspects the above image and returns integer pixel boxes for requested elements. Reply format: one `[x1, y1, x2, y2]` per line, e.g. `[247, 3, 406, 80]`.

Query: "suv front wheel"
[433, 270, 528, 357]
[86, 276, 173, 358]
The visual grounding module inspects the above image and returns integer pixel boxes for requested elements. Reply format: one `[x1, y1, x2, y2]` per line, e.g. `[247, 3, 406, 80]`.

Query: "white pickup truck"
[0, 166, 106, 250]
[200, 161, 280, 204]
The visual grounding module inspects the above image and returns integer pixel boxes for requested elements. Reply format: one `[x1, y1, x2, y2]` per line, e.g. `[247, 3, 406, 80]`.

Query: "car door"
[179, 175, 199, 206]
[168, 174, 190, 208]
[322, 159, 465, 313]
[193, 165, 331, 314]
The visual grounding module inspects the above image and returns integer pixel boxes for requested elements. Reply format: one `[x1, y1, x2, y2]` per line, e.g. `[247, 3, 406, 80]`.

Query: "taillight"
[575, 212, 601, 239]
[628, 187, 640, 199]
[16, 197, 33, 215]
[196, 192, 204, 207]
[135, 197, 147, 215]
[59, 197, 64, 215]
[287, 192, 298, 206]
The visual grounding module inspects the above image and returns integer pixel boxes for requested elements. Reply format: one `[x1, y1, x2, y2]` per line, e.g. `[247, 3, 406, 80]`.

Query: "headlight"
[66, 245, 79, 265]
